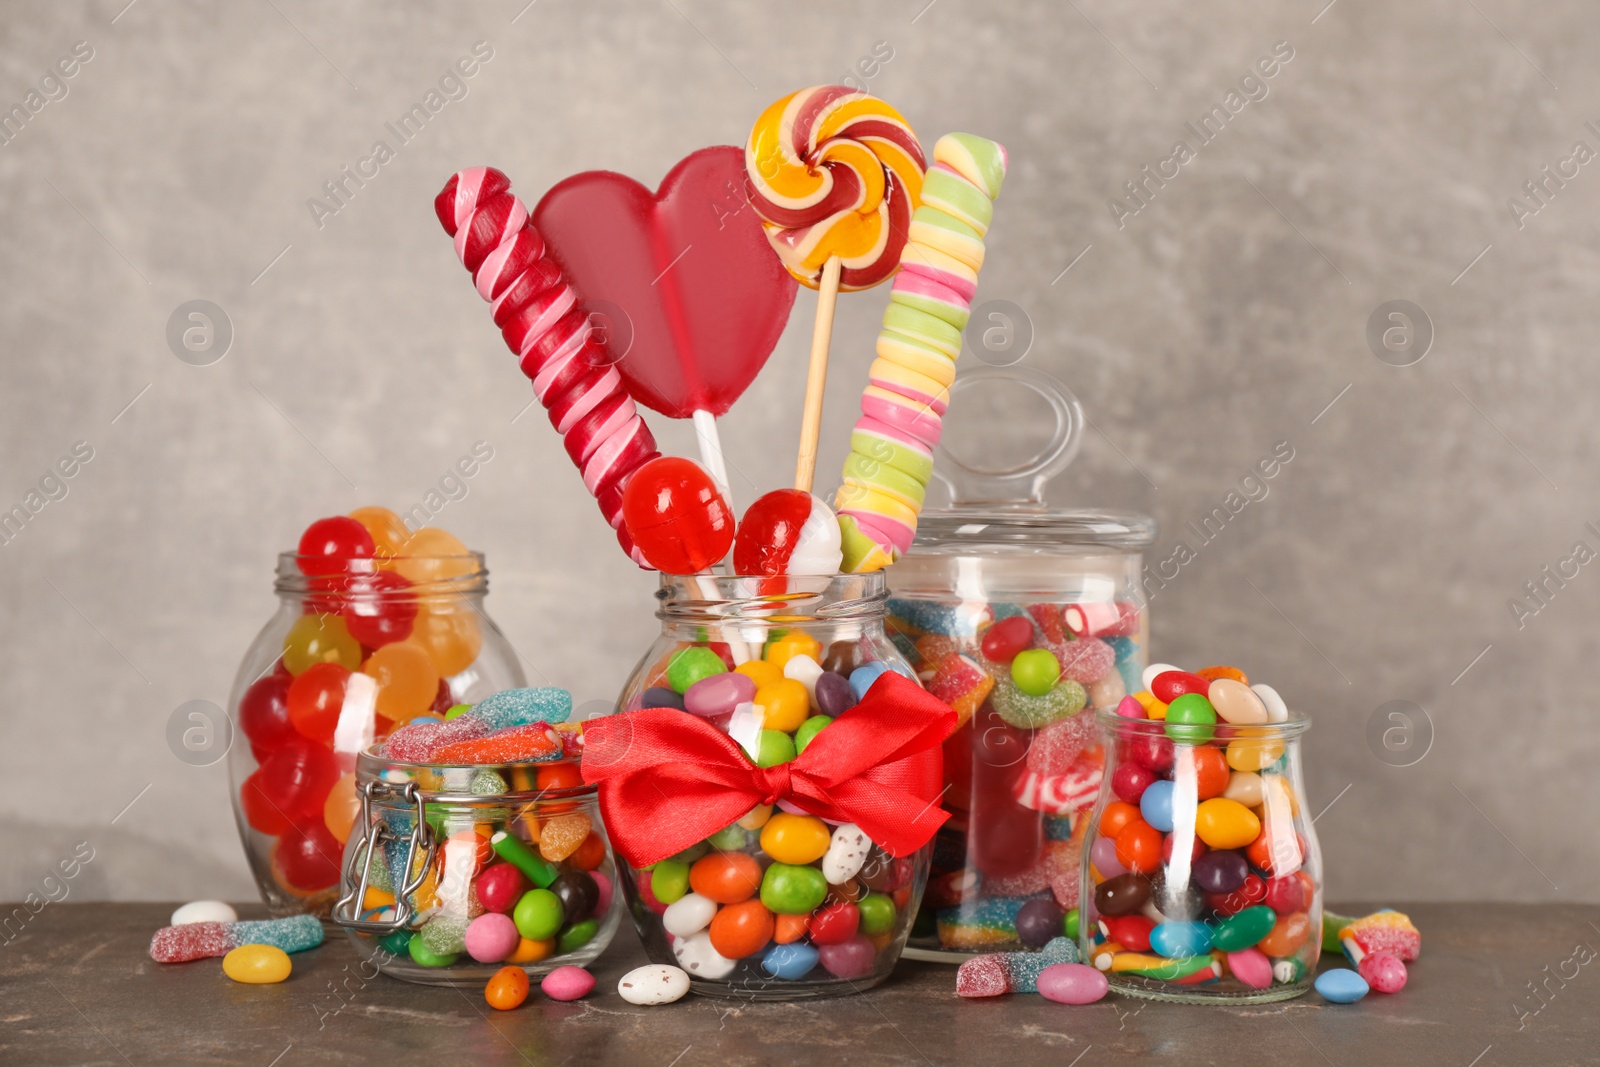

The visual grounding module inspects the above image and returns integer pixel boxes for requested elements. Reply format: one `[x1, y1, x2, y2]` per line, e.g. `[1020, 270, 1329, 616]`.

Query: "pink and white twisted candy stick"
[435, 167, 659, 567]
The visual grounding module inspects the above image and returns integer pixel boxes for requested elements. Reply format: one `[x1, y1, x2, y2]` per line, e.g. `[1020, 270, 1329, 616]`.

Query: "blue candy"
[469, 687, 572, 729]
[849, 662, 891, 700]
[1118, 659, 1143, 695]
[1044, 816, 1076, 841]
[762, 942, 820, 980]
[1149, 921, 1213, 958]
[886, 597, 986, 637]
[1005, 936, 1079, 993]
[1140, 780, 1175, 833]
[1105, 635, 1138, 663]
[1315, 968, 1369, 1003]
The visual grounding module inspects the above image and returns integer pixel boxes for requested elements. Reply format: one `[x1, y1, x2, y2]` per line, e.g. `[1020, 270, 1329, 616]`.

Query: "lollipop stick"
[687, 407, 751, 663]
[793, 255, 843, 494]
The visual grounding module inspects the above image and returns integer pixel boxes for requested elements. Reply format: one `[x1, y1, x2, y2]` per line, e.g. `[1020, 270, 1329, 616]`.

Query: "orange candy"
[537, 763, 584, 792]
[689, 853, 763, 904]
[484, 965, 530, 1010]
[408, 606, 482, 676]
[1247, 827, 1303, 876]
[1257, 911, 1311, 956]
[393, 527, 476, 585]
[568, 832, 606, 872]
[1196, 665, 1248, 685]
[349, 506, 414, 565]
[323, 772, 360, 843]
[1114, 820, 1162, 874]
[774, 912, 810, 944]
[708, 899, 775, 959]
[1194, 745, 1231, 800]
[364, 642, 440, 721]
[287, 662, 350, 745]
[538, 813, 592, 862]
[506, 938, 554, 964]
[1099, 801, 1142, 840]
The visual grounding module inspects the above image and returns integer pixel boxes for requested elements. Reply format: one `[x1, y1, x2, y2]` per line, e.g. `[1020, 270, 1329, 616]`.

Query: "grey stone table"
[2, 903, 1595, 1066]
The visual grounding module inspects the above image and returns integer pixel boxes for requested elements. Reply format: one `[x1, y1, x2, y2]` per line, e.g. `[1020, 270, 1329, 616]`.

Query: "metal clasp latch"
[331, 778, 436, 933]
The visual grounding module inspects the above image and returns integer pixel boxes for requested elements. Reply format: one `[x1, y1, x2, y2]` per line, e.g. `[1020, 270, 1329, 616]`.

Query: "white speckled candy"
[618, 964, 690, 1005]
[662, 893, 717, 938]
[821, 823, 871, 884]
[170, 901, 237, 926]
[1251, 683, 1290, 723]
[673, 931, 738, 979]
[1142, 663, 1180, 692]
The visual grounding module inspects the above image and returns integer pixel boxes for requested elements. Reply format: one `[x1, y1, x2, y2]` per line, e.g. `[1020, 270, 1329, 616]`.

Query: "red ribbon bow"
[580, 673, 957, 869]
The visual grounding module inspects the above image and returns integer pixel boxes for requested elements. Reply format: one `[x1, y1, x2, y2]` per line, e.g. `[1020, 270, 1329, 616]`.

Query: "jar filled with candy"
[228, 509, 525, 917]
[588, 573, 951, 999]
[1080, 667, 1321, 1002]
[884, 368, 1155, 959]
[332, 739, 621, 986]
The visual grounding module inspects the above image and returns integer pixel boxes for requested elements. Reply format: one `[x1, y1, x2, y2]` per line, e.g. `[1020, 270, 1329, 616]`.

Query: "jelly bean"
[795, 715, 832, 753]
[783, 653, 824, 700]
[709, 899, 776, 958]
[512, 888, 564, 941]
[774, 912, 810, 944]
[821, 823, 870, 884]
[1010, 648, 1060, 697]
[1211, 905, 1276, 951]
[809, 901, 860, 945]
[754, 679, 810, 732]
[484, 964, 530, 1010]
[222, 944, 292, 984]
[1016, 898, 1064, 949]
[475, 863, 526, 914]
[650, 860, 691, 906]
[1251, 683, 1290, 723]
[1207, 872, 1267, 916]
[1315, 968, 1369, 1003]
[1223, 770, 1265, 806]
[1258, 911, 1312, 956]
[490, 831, 557, 888]
[1359, 951, 1408, 994]
[281, 614, 362, 676]
[1100, 915, 1155, 953]
[1150, 921, 1213, 958]
[1206, 678, 1268, 724]
[1098, 801, 1141, 840]
[286, 662, 350, 746]
[848, 661, 891, 699]
[1164, 693, 1217, 743]
[1093, 872, 1151, 917]
[1038, 962, 1109, 1004]
[1160, 832, 1205, 865]
[1088, 836, 1126, 879]
[641, 686, 686, 710]
[707, 824, 747, 850]
[558, 920, 598, 954]
[1226, 735, 1284, 772]
[662, 893, 718, 941]
[737, 804, 774, 830]
[1196, 665, 1248, 685]
[1114, 694, 1147, 719]
[1125, 731, 1174, 773]
[506, 937, 554, 964]
[760, 863, 828, 915]
[1247, 828, 1303, 876]
[1111, 763, 1155, 803]
[760, 813, 831, 866]
[1151, 670, 1209, 704]
[464, 912, 520, 963]
[667, 647, 726, 693]
[1063, 908, 1080, 940]
[756, 729, 796, 768]
[684, 672, 756, 717]
[297, 516, 375, 577]
[857, 894, 896, 936]
[409, 935, 458, 968]
[1114, 820, 1162, 874]
[980, 615, 1034, 663]
[550, 871, 599, 922]
[364, 642, 441, 721]
[1263, 773, 1301, 817]
[817, 936, 876, 979]
[1226, 947, 1273, 989]
[674, 930, 738, 979]
[1265, 873, 1311, 915]
[1192, 745, 1230, 799]
[171, 901, 237, 926]
[1195, 798, 1261, 850]
[762, 941, 820, 979]
[618, 963, 691, 1004]
[1193, 849, 1249, 894]
[541, 965, 595, 1002]
[765, 631, 823, 671]
[1141, 662, 1181, 691]
[813, 671, 857, 717]
[688, 853, 763, 904]
[735, 659, 783, 690]
[1132, 690, 1168, 720]
[238, 674, 296, 759]
[1139, 780, 1175, 833]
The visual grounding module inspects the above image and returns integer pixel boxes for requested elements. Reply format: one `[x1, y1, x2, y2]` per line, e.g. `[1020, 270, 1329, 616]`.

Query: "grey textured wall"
[1, 0, 1594, 907]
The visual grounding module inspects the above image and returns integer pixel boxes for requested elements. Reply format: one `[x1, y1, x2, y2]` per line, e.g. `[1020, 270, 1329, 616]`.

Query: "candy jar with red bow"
[582, 573, 957, 998]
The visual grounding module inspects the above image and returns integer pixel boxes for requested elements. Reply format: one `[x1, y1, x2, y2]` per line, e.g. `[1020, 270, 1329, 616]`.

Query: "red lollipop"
[732, 489, 842, 576]
[620, 456, 736, 574]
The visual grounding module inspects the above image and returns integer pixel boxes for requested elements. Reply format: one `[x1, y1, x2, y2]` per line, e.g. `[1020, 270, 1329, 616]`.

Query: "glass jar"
[1080, 712, 1321, 1002]
[886, 366, 1155, 959]
[331, 749, 621, 985]
[607, 572, 930, 998]
[228, 549, 525, 917]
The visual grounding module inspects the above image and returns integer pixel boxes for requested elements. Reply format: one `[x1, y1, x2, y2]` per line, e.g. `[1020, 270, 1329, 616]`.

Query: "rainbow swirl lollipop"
[745, 85, 926, 292]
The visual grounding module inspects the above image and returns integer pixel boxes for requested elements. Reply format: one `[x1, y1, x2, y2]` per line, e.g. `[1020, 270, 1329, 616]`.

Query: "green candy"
[707, 824, 747, 850]
[890, 289, 971, 331]
[379, 929, 413, 956]
[940, 133, 1008, 198]
[1322, 911, 1357, 952]
[756, 729, 797, 768]
[919, 171, 993, 233]
[858, 894, 897, 936]
[513, 888, 565, 941]
[669, 842, 709, 865]
[443, 703, 471, 721]
[407, 934, 458, 968]
[849, 428, 936, 484]
[989, 671, 1087, 729]
[491, 830, 557, 888]
[1011, 648, 1062, 697]
[795, 715, 833, 754]
[650, 860, 690, 905]
[420, 915, 468, 956]
[760, 863, 828, 915]
[1063, 908, 1080, 941]
[667, 647, 726, 694]
[841, 452, 927, 510]
[881, 302, 963, 357]
[470, 769, 509, 795]
[558, 919, 598, 954]
[1212, 905, 1277, 952]
[1164, 692, 1218, 743]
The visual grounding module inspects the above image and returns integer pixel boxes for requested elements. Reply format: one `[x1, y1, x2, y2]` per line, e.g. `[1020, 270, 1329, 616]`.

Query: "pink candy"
[464, 913, 520, 963]
[541, 965, 596, 1001]
[1359, 952, 1409, 994]
[381, 715, 489, 762]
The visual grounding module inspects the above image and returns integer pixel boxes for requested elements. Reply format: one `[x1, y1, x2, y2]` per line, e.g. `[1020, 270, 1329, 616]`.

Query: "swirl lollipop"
[745, 85, 926, 493]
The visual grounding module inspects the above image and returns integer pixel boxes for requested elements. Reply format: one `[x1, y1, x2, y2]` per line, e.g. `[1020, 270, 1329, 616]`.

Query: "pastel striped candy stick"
[435, 167, 661, 567]
[834, 134, 1007, 573]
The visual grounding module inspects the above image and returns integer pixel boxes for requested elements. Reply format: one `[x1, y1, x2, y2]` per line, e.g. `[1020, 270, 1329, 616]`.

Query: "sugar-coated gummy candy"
[150, 914, 324, 963]
[955, 952, 1012, 997]
[171, 901, 236, 926]
[618, 964, 691, 1005]
[937, 895, 1030, 950]
[762, 941, 820, 980]
[382, 715, 490, 762]
[421, 915, 469, 956]
[223, 944, 292, 984]
[1038, 962, 1109, 1004]
[1339, 908, 1421, 964]
[887, 597, 986, 638]
[409, 932, 457, 968]
[1315, 968, 1369, 1003]
[471, 769, 509, 794]
[1358, 951, 1408, 993]
[923, 653, 993, 725]
[470, 687, 573, 730]
[1052, 637, 1115, 685]
[537, 813, 592, 862]
[1025, 713, 1096, 776]
[542, 965, 596, 1001]
[988, 669, 1087, 729]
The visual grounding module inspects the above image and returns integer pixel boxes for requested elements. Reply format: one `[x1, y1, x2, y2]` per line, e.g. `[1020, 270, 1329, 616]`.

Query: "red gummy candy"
[955, 953, 1013, 997]
[432, 723, 562, 765]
